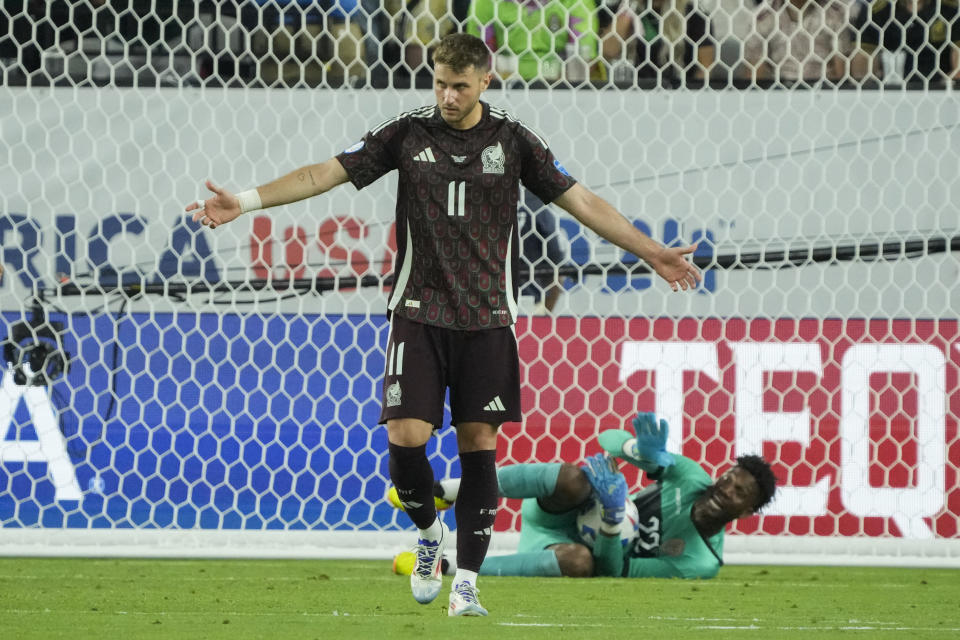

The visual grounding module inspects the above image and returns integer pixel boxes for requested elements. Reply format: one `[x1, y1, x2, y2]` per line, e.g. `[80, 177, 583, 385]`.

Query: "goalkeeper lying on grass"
[390, 413, 777, 579]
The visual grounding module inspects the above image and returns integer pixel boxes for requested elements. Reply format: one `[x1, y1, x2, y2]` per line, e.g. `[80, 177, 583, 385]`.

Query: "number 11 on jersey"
[448, 181, 466, 217]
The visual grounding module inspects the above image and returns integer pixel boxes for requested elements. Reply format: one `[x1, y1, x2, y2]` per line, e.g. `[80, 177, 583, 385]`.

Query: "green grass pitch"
[0, 558, 958, 639]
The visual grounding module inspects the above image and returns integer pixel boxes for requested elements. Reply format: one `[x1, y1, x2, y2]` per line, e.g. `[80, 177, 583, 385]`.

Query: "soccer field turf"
[0, 558, 957, 639]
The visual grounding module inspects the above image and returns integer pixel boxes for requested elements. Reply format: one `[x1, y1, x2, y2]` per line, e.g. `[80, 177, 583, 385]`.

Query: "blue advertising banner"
[0, 312, 459, 531]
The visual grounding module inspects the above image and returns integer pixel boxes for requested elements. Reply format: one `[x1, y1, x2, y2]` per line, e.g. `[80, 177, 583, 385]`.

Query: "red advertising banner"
[498, 317, 960, 540]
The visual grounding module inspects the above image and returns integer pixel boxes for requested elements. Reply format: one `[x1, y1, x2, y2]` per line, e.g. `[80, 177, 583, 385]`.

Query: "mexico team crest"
[662, 538, 686, 556]
[386, 381, 402, 407]
[481, 143, 505, 174]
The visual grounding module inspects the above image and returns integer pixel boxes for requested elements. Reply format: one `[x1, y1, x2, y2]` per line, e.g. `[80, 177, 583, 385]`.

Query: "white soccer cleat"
[410, 521, 449, 604]
[448, 581, 488, 617]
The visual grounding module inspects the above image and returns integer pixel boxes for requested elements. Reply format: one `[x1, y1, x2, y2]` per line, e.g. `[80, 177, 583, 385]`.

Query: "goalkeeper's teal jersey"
[593, 455, 724, 579]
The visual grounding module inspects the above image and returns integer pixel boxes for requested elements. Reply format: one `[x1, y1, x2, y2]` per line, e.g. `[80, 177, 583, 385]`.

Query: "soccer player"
[187, 34, 701, 616]
[392, 413, 778, 579]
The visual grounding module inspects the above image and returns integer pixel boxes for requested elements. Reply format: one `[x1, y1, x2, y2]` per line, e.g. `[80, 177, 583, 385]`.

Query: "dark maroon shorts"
[379, 314, 522, 428]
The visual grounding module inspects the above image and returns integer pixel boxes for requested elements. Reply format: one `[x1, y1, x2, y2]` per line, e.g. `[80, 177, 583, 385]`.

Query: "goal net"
[1, 1, 958, 566]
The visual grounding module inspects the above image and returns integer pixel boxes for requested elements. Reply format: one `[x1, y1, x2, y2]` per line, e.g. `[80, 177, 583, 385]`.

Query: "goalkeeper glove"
[629, 412, 675, 468]
[582, 453, 627, 526]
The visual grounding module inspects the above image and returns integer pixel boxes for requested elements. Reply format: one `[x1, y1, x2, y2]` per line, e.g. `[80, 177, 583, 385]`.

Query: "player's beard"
[439, 106, 461, 124]
[439, 99, 479, 128]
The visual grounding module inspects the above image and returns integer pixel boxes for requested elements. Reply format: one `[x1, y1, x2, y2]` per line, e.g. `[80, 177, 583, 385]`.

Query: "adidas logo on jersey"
[483, 396, 506, 412]
[413, 147, 436, 162]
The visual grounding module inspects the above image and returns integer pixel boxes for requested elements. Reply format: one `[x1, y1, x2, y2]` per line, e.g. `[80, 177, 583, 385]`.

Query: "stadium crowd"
[1, 0, 958, 89]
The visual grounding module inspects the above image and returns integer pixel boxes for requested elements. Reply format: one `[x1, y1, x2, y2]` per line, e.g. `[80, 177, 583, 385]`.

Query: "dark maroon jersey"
[336, 102, 576, 330]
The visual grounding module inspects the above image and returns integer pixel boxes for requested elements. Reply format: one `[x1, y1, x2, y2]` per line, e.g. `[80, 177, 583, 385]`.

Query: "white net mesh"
[1, 1, 959, 563]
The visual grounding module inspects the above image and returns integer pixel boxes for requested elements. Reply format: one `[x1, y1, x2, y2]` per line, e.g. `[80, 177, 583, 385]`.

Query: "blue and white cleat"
[448, 581, 488, 617]
[410, 522, 449, 604]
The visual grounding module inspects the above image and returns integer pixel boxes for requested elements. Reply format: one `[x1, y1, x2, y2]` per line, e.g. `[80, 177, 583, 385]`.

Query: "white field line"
[0, 609, 376, 618]
[3, 608, 958, 633]
[695, 626, 960, 633]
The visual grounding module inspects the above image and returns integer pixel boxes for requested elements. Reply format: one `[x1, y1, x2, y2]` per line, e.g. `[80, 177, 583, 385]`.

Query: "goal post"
[1, 2, 959, 566]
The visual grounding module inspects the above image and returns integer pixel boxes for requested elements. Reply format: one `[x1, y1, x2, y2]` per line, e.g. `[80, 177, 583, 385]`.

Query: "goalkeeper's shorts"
[515, 497, 581, 552]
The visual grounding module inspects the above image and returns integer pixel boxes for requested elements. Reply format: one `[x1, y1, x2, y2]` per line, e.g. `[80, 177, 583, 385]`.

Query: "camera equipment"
[2, 303, 70, 387]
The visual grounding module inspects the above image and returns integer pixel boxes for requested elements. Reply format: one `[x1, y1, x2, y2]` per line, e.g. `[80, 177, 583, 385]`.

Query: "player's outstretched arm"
[553, 183, 701, 292]
[186, 157, 350, 229]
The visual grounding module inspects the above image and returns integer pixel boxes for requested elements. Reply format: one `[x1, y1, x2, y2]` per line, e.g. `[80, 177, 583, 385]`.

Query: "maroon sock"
[388, 442, 437, 530]
[455, 449, 498, 572]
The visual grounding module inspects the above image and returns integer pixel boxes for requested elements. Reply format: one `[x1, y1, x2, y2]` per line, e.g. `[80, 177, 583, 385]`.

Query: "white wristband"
[236, 189, 262, 214]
